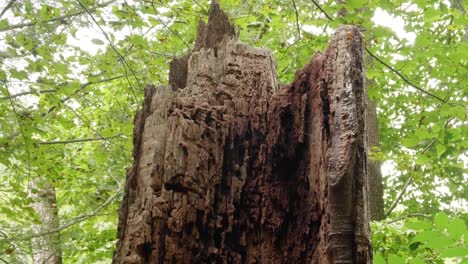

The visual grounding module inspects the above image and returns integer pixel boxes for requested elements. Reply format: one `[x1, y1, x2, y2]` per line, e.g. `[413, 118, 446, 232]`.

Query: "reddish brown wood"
[113, 3, 372, 263]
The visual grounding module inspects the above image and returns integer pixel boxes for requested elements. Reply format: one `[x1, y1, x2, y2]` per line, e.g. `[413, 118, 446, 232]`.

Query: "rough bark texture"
[29, 179, 62, 264]
[114, 3, 371, 263]
[367, 101, 384, 221]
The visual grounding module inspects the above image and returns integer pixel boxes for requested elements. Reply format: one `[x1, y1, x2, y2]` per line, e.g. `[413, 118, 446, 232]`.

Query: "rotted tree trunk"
[113, 3, 372, 264]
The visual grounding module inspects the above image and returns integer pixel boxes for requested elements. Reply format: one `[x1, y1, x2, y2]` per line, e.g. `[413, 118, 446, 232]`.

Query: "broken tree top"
[169, 1, 237, 91]
[114, 3, 371, 264]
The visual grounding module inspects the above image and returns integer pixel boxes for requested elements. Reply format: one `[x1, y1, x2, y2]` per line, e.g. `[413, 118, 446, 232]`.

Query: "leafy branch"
[0, 0, 115, 32]
[0, 89, 55, 100]
[1, 81, 32, 186]
[0, 189, 122, 242]
[0, 0, 15, 19]
[36, 134, 122, 145]
[76, 0, 141, 102]
[45, 74, 126, 113]
[309, 0, 455, 106]
[386, 213, 433, 223]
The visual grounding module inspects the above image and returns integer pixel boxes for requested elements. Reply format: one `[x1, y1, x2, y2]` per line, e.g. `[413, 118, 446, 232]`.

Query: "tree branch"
[192, 0, 208, 15]
[292, 0, 301, 39]
[365, 47, 452, 105]
[310, 0, 335, 21]
[0, 0, 15, 19]
[384, 174, 413, 218]
[44, 74, 125, 113]
[76, 0, 141, 100]
[0, 0, 115, 32]
[309, 0, 456, 106]
[0, 189, 122, 242]
[2, 74, 125, 101]
[384, 139, 437, 217]
[0, 89, 56, 100]
[0, 81, 32, 189]
[386, 213, 433, 223]
[37, 134, 121, 145]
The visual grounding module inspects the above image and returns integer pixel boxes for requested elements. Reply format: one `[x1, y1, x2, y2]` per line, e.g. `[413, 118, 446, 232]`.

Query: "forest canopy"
[0, 0, 466, 263]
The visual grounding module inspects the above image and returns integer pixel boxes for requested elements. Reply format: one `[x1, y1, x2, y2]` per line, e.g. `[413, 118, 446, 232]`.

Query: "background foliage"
[0, 0, 466, 263]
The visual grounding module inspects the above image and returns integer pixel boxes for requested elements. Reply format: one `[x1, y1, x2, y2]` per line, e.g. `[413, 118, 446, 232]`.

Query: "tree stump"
[113, 3, 372, 263]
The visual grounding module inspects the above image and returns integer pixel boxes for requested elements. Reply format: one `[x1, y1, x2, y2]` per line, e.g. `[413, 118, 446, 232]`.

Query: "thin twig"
[0, 0, 15, 19]
[1, 89, 56, 100]
[0, 189, 122, 242]
[151, 2, 191, 49]
[292, 0, 301, 39]
[0, 0, 115, 32]
[385, 175, 413, 218]
[310, 0, 335, 21]
[384, 138, 437, 218]
[45, 74, 125, 113]
[309, 0, 456, 106]
[76, 0, 140, 101]
[386, 213, 433, 223]
[365, 47, 451, 105]
[192, 0, 208, 15]
[0, 81, 32, 191]
[37, 134, 121, 145]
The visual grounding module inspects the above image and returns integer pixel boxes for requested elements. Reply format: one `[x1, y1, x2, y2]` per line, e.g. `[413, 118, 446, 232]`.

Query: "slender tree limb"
[76, 0, 142, 102]
[0, 189, 122, 242]
[192, 0, 208, 15]
[0, 0, 15, 19]
[384, 139, 437, 217]
[37, 134, 122, 145]
[45, 74, 125, 113]
[384, 175, 413, 218]
[0, 0, 115, 32]
[364, 47, 451, 105]
[1, 89, 56, 100]
[309, 0, 456, 106]
[0, 81, 32, 189]
[292, 0, 301, 39]
[151, 2, 191, 49]
[310, 0, 335, 21]
[386, 213, 433, 223]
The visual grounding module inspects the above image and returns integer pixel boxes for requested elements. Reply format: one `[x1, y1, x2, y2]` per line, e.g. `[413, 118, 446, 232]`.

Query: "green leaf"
[434, 212, 449, 231]
[51, 33, 67, 45]
[10, 69, 28, 80]
[440, 247, 468, 258]
[447, 218, 466, 239]
[388, 254, 406, 264]
[347, 0, 365, 8]
[413, 230, 441, 242]
[402, 134, 420, 148]
[0, 70, 6, 80]
[409, 257, 426, 264]
[91, 38, 105, 45]
[406, 219, 433, 230]
[62, 81, 81, 96]
[426, 235, 454, 249]
[0, 19, 8, 30]
[374, 254, 386, 264]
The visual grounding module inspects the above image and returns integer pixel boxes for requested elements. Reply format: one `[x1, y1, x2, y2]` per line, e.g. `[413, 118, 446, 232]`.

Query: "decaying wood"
[114, 3, 372, 263]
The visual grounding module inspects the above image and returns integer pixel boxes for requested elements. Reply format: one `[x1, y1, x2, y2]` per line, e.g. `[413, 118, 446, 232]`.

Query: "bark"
[29, 178, 62, 264]
[336, 0, 384, 222]
[367, 101, 384, 221]
[113, 3, 371, 263]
